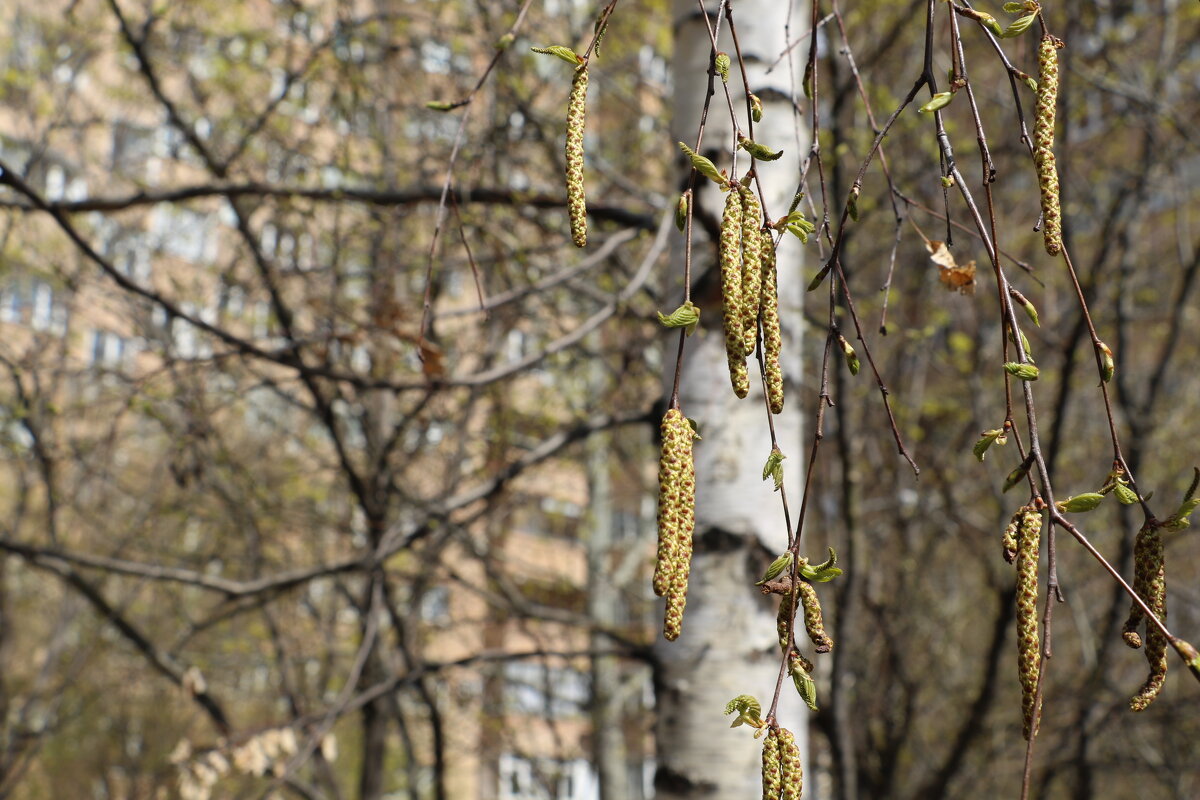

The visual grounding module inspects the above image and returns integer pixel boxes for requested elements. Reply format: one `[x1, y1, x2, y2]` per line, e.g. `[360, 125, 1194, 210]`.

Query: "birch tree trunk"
[656, 1, 809, 798]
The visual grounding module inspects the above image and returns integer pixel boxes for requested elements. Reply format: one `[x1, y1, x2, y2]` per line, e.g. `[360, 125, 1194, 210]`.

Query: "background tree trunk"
[656, 2, 809, 798]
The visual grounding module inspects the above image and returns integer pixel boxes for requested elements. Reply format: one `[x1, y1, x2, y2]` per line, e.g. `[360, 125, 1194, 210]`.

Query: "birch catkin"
[762, 728, 782, 800]
[777, 727, 803, 800]
[1034, 36, 1062, 256]
[798, 580, 833, 653]
[565, 64, 589, 248]
[1125, 522, 1167, 711]
[1015, 504, 1042, 740]
[719, 188, 750, 397]
[777, 590, 795, 653]
[1001, 507, 1021, 564]
[760, 228, 784, 414]
[656, 409, 696, 641]
[739, 187, 763, 357]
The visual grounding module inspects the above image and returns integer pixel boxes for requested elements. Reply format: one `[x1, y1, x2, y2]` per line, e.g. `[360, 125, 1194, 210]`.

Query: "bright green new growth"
[657, 301, 700, 335]
[762, 446, 785, 491]
[725, 694, 764, 728]
[757, 552, 794, 586]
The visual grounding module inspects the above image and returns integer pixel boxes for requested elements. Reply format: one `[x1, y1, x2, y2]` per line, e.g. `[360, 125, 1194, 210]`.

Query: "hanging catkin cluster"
[717, 183, 784, 406]
[1014, 504, 1043, 740]
[760, 228, 784, 413]
[1122, 521, 1167, 711]
[565, 64, 589, 248]
[1034, 36, 1062, 256]
[798, 581, 833, 654]
[655, 409, 697, 641]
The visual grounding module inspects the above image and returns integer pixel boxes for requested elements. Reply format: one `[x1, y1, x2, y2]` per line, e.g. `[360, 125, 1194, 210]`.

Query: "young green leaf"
[973, 428, 1007, 462]
[1003, 454, 1035, 492]
[789, 657, 819, 712]
[724, 694, 764, 729]
[919, 92, 954, 113]
[1003, 362, 1040, 381]
[1057, 493, 1105, 513]
[807, 264, 832, 292]
[738, 136, 784, 162]
[656, 301, 700, 335]
[530, 45, 583, 65]
[1114, 483, 1139, 505]
[1000, 13, 1037, 38]
[715, 52, 731, 84]
[756, 552, 794, 586]
[678, 142, 727, 186]
[762, 447, 786, 491]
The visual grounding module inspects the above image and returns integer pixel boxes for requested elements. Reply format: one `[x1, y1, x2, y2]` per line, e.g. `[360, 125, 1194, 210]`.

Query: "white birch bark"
[656, 1, 809, 798]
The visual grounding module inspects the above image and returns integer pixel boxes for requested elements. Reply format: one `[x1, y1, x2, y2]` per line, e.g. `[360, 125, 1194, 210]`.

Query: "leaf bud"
[750, 93, 763, 123]
[919, 92, 954, 113]
[656, 301, 701, 335]
[715, 52, 731, 83]
[675, 193, 689, 232]
[1097, 340, 1115, 383]
[738, 135, 784, 162]
[530, 45, 584, 65]
[1003, 362, 1040, 381]
[678, 142, 727, 187]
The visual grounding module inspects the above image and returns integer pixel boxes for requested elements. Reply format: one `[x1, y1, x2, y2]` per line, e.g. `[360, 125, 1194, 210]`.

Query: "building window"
[498, 755, 598, 800]
[418, 586, 450, 625]
[503, 662, 588, 719]
[89, 330, 127, 368]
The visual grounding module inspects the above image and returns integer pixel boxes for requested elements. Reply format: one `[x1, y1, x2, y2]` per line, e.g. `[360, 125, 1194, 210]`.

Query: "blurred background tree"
[0, 1, 1196, 799]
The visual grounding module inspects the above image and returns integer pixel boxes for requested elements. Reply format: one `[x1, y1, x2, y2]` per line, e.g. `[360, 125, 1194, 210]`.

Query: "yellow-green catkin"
[566, 64, 589, 248]
[1015, 504, 1043, 740]
[760, 228, 784, 414]
[739, 187, 763, 357]
[1034, 36, 1061, 256]
[719, 188, 749, 397]
[777, 726, 803, 800]
[656, 409, 697, 641]
[798, 581, 833, 654]
[777, 590, 796, 653]
[1001, 507, 1021, 564]
[762, 728, 782, 800]
[1124, 522, 1167, 711]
